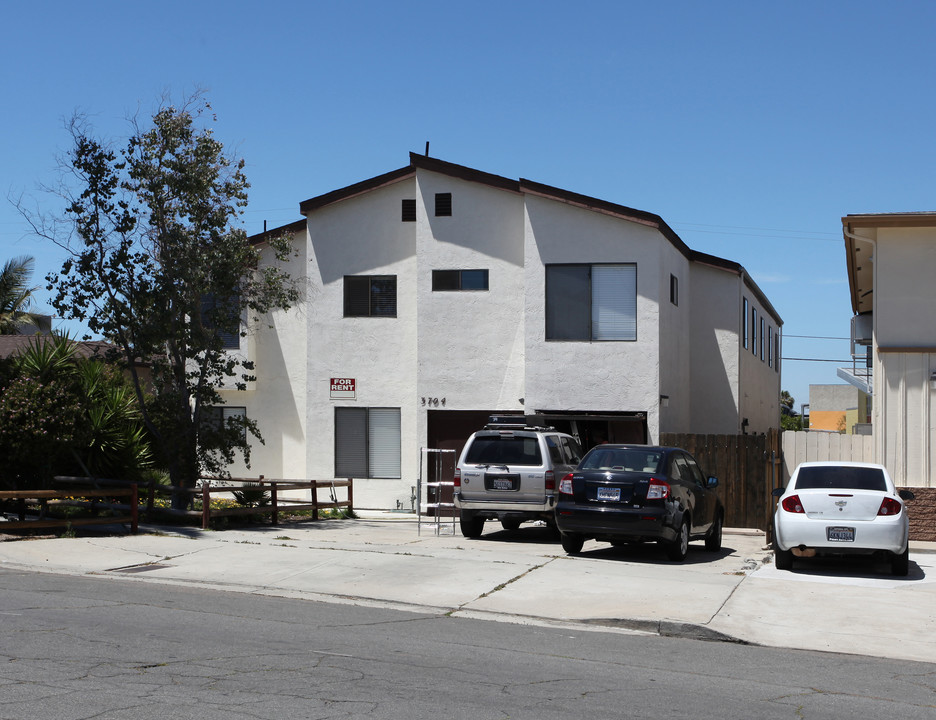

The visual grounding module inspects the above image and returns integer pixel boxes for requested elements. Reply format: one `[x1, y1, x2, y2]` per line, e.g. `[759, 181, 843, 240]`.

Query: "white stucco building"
[843, 213, 936, 488]
[222, 154, 782, 509]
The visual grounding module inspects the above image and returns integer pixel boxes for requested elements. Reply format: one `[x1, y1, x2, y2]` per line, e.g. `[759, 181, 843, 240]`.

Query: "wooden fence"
[0, 485, 139, 533]
[661, 430, 782, 532]
[196, 477, 353, 529]
[780, 431, 873, 483]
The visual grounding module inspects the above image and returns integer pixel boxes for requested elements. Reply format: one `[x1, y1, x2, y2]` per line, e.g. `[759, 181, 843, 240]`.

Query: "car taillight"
[453, 468, 461, 488]
[558, 473, 574, 495]
[878, 497, 902, 516]
[545, 470, 555, 491]
[647, 478, 670, 499]
[781, 495, 804, 513]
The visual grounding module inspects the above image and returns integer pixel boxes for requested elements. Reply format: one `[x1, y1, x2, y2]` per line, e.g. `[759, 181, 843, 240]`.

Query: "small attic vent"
[401, 199, 416, 222]
[435, 192, 452, 217]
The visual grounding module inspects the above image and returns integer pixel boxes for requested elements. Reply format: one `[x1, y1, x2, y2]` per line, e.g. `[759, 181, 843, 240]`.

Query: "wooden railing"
[0, 476, 354, 533]
[0, 485, 139, 533]
[196, 476, 354, 529]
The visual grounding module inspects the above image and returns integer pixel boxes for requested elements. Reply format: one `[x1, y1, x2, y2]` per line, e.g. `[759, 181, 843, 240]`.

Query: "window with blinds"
[334, 407, 401, 479]
[343, 276, 397, 317]
[545, 264, 637, 341]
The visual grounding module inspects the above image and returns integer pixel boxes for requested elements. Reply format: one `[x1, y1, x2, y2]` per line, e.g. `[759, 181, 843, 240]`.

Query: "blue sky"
[3, 1, 934, 411]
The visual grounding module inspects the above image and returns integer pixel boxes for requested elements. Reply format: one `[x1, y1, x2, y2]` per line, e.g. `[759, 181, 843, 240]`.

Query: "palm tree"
[0, 255, 39, 334]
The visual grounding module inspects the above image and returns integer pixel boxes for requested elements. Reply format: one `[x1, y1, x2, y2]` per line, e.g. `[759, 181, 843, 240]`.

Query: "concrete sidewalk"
[1, 512, 934, 664]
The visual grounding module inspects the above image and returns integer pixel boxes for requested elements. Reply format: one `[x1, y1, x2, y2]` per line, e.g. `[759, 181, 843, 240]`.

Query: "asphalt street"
[0, 512, 934, 664]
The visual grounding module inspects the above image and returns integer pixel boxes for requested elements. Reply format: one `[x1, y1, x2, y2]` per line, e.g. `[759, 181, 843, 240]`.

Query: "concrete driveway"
[1, 513, 934, 663]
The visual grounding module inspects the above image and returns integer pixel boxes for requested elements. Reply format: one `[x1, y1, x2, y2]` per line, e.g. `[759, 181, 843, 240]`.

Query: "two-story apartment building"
[224, 154, 782, 509]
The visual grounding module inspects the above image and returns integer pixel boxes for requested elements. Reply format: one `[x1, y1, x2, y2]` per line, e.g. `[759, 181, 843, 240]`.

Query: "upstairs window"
[768, 324, 774, 367]
[760, 317, 766, 361]
[752, 308, 758, 355]
[201, 292, 241, 349]
[742, 298, 749, 349]
[432, 269, 489, 291]
[401, 199, 416, 222]
[435, 192, 452, 216]
[670, 274, 678, 306]
[344, 275, 397, 317]
[546, 264, 637, 341]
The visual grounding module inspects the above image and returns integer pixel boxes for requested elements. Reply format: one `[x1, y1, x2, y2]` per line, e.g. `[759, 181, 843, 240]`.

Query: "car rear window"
[580, 448, 662, 472]
[794, 466, 887, 491]
[464, 436, 543, 466]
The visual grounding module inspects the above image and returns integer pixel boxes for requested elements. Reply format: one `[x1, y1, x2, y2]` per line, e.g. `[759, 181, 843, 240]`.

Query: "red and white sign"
[330, 377, 356, 399]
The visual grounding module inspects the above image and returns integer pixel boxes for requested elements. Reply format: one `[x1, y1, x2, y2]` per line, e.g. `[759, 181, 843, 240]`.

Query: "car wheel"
[459, 513, 485, 539]
[774, 545, 794, 570]
[704, 511, 723, 552]
[665, 518, 690, 561]
[560, 533, 585, 554]
[500, 518, 522, 531]
[891, 547, 910, 577]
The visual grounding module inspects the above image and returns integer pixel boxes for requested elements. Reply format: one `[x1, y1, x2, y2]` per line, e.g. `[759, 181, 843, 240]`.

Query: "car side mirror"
[706, 476, 718, 489]
[899, 489, 916, 501]
[772, 487, 785, 497]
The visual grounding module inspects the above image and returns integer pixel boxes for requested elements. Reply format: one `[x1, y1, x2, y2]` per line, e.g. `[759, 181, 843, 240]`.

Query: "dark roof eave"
[299, 165, 414, 214]
[248, 218, 306, 245]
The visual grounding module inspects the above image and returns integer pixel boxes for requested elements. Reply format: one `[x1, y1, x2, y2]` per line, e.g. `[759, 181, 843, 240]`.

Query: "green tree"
[0, 334, 150, 490]
[0, 255, 40, 334]
[25, 97, 299, 506]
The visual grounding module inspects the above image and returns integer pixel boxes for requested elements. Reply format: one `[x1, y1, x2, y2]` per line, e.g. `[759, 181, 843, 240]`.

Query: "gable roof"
[255, 153, 781, 325]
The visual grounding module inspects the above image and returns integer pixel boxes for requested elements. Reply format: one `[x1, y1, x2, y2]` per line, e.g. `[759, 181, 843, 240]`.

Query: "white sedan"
[772, 461, 914, 576]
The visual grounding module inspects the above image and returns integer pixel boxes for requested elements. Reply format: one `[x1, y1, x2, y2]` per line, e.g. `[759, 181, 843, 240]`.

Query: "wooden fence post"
[130, 483, 139, 534]
[347, 478, 353, 513]
[202, 482, 210, 529]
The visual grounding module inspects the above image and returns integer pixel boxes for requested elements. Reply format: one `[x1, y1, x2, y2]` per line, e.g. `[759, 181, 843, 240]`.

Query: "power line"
[782, 357, 855, 363]
[783, 334, 850, 340]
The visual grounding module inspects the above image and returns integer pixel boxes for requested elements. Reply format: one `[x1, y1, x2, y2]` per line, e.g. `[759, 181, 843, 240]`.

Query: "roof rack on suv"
[483, 414, 555, 431]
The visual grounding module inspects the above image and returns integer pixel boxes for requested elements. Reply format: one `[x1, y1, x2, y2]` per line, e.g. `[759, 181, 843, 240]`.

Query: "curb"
[578, 617, 752, 644]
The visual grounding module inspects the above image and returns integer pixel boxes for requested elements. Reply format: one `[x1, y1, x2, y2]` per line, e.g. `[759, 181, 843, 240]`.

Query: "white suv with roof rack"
[454, 415, 584, 538]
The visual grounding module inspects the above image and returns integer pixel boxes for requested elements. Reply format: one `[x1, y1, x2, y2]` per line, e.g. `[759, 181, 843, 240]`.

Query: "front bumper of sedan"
[555, 503, 679, 543]
[773, 510, 909, 555]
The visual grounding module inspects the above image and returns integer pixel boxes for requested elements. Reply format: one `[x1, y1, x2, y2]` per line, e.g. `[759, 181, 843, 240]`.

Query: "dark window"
[546, 264, 637, 341]
[768, 324, 774, 367]
[464, 436, 543, 465]
[670, 274, 678, 306]
[201, 406, 247, 443]
[752, 308, 758, 355]
[335, 407, 401, 479]
[560, 436, 583, 464]
[794, 465, 886, 492]
[743, 298, 749, 349]
[435, 192, 452, 217]
[760, 317, 765, 361]
[344, 275, 397, 317]
[432, 269, 489, 291]
[201, 292, 240, 349]
[401, 199, 416, 222]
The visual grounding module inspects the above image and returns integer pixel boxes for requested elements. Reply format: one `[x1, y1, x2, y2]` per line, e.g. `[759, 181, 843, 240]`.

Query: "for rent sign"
[330, 377, 356, 399]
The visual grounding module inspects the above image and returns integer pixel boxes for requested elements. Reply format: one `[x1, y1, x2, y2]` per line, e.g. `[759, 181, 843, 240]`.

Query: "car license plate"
[485, 474, 519, 491]
[827, 526, 855, 542]
[596, 487, 621, 502]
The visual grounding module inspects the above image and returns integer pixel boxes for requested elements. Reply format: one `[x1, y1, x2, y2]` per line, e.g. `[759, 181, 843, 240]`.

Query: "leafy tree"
[780, 390, 794, 412]
[23, 96, 300, 506]
[0, 334, 150, 490]
[0, 255, 40, 334]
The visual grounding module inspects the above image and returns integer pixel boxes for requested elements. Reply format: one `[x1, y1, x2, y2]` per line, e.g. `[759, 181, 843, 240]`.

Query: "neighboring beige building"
[843, 213, 936, 488]
[808, 383, 871, 435]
